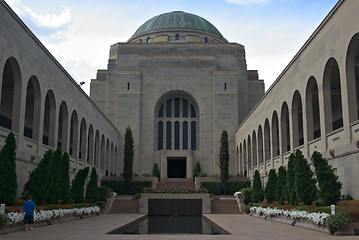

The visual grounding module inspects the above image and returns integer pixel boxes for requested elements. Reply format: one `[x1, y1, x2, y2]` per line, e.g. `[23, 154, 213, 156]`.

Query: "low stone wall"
[0, 212, 99, 234]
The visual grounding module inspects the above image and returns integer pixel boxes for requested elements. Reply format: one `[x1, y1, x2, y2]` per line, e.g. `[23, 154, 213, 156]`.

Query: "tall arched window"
[264, 119, 271, 161]
[70, 111, 78, 156]
[175, 34, 179, 41]
[24, 76, 41, 140]
[258, 125, 263, 164]
[156, 94, 199, 151]
[0, 57, 22, 132]
[58, 101, 68, 149]
[292, 91, 304, 148]
[252, 131, 257, 167]
[346, 33, 359, 122]
[43, 90, 56, 147]
[323, 58, 343, 132]
[281, 102, 290, 152]
[272, 111, 280, 157]
[306, 77, 321, 141]
[247, 135, 251, 170]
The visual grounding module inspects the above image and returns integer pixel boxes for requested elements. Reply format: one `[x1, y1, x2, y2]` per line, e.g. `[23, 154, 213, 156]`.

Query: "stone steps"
[109, 198, 139, 214]
[211, 198, 239, 214]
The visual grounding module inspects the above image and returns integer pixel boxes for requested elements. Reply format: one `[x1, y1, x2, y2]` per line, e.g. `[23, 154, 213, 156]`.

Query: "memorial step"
[211, 198, 239, 214]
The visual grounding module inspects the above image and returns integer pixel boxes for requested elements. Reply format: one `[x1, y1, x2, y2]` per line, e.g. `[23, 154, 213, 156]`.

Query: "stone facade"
[235, 0, 359, 199]
[0, 0, 120, 196]
[91, 12, 264, 178]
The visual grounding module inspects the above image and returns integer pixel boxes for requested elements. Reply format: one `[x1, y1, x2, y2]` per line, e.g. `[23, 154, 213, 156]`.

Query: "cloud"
[6, 0, 71, 29]
[22, 5, 71, 28]
[226, 0, 269, 5]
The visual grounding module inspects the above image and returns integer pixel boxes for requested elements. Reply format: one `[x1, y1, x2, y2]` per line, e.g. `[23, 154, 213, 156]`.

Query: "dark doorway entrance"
[167, 157, 186, 178]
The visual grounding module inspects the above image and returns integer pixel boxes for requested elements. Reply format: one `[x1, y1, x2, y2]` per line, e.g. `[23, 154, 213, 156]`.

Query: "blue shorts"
[24, 215, 34, 224]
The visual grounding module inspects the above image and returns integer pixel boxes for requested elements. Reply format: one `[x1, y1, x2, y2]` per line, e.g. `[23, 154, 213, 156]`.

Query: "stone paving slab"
[1, 213, 359, 240]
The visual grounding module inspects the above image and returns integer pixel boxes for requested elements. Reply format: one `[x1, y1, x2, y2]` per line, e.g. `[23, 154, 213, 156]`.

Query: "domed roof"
[132, 11, 223, 38]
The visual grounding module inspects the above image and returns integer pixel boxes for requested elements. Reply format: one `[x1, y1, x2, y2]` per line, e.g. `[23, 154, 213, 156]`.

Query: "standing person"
[20, 195, 37, 231]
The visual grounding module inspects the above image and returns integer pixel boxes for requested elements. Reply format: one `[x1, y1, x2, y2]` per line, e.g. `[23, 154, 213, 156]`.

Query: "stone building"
[235, 0, 359, 199]
[90, 11, 264, 179]
[0, 0, 120, 196]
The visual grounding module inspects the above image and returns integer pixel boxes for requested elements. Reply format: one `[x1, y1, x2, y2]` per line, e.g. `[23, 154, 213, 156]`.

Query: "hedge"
[200, 180, 251, 195]
[101, 180, 152, 195]
[98, 186, 113, 202]
[242, 187, 253, 205]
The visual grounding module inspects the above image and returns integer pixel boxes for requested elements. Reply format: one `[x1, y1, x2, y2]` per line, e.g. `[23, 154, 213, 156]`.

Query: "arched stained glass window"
[175, 121, 180, 150]
[191, 121, 196, 150]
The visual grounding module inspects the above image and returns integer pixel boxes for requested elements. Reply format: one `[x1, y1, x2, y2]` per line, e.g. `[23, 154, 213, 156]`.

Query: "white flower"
[249, 206, 329, 225]
[6, 206, 100, 225]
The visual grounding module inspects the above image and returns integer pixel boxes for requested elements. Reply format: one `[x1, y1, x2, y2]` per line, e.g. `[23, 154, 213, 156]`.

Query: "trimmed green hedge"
[101, 180, 152, 195]
[200, 180, 251, 195]
[98, 186, 113, 201]
[242, 187, 252, 205]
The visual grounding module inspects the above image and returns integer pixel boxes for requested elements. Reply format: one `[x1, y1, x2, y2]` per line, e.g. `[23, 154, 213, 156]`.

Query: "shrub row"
[200, 180, 250, 195]
[101, 180, 152, 195]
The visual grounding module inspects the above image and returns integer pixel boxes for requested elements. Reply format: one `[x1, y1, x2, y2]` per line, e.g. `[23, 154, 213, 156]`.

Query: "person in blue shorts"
[20, 195, 37, 231]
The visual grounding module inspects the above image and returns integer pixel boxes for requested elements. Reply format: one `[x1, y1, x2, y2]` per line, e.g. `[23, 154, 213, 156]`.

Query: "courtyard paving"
[1, 213, 358, 240]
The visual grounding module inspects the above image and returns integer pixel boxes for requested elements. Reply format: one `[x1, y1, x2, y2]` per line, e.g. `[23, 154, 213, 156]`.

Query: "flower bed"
[250, 206, 329, 225]
[1, 206, 100, 233]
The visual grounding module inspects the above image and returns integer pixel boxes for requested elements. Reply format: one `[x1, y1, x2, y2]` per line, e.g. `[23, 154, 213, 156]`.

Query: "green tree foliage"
[219, 130, 229, 194]
[86, 167, 99, 202]
[22, 150, 53, 205]
[47, 147, 62, 204]
[71, 166, 90, 203]
[123, 127, 135, 194]
[294, 150, 317, 205]
[194, 162, 201, 177]
[61, 152, 71, 203]
[152, 163, 160, 179]
[264, 169, 277, 203]
[312, 151, 342, 205]
[275, 166, 287, 204]
[287, 153, 297, 205]
[251, 170, 264, 203]
[0, 132, 17, 205]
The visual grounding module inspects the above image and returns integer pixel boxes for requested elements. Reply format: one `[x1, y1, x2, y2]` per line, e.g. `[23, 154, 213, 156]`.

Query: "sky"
[5, 0, 339, 95]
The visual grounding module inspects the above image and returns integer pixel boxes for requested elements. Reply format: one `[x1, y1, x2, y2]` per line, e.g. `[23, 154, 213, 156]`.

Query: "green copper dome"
[132, 11, 223, 38]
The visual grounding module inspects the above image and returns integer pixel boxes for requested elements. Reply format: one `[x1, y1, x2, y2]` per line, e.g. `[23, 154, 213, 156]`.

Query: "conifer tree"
[48, 147, 62, 203]
[312, 151, 342, 205]
[22, 150, 53, 205]
[86, 167, 99, 202]
[61, 152, 71, 203]
[71, 166, 90, 203]
[275, 166, 287, 204]
[251, 170, 264, 203]
[264, 169, 277, 203]
[0, 132, 17, 205]
[294, 150, 317, 205]
[123, 127, 134, 194]
[152, 163, 160, 179]
[194, 162, 201, 177]
[287, 153, 297, 205]
[219, 130, 229, 194]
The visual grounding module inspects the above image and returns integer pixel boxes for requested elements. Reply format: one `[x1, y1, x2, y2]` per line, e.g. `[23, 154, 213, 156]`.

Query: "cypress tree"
[312, 151, 342, 205]
[219, 130, 229, 194]
[251, 170, 264, 203]
[294, 150, 317, 205]
[71, 166, 90, 203]
[152, 163, 160, 179]
[47, 147, 62, 204]
[287, 153, 297, 205]
[86, 167, 99, 202]
[22, 150, 53, 205]
[264, 169, 277, 203]
[61, 152, 71, 204]
[275, 166, 287, 204]
[0, 132, 17, 205]
[194, 162, 201, 177]
[123, 127, 134, 194]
